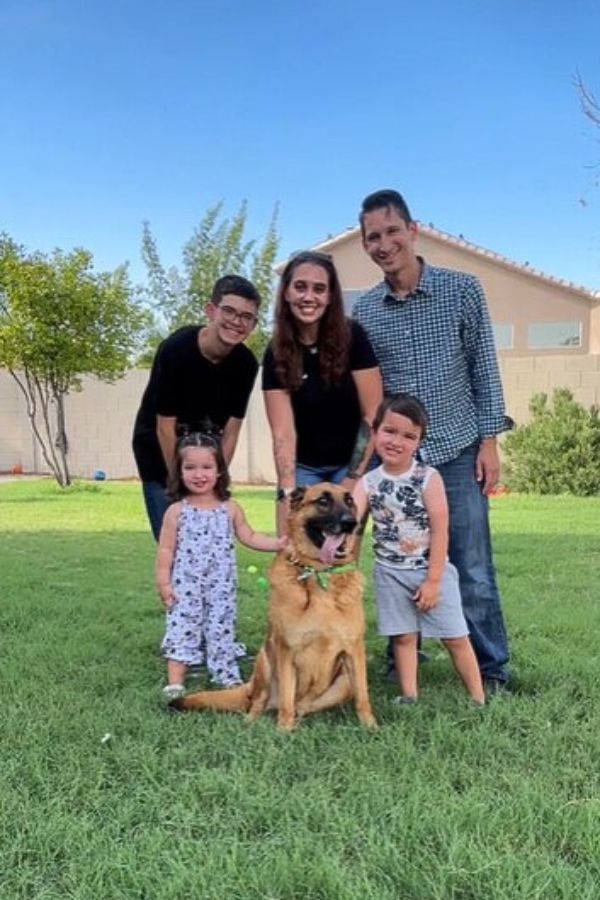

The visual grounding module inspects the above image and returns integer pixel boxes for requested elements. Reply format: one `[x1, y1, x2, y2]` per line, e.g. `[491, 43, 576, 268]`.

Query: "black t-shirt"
[132, 326, 258, 483]
[261, 319, 377, 467]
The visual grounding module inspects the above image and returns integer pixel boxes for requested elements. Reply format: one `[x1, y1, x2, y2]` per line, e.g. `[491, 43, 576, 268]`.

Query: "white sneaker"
[392, 695, 418, 706]
[163, 683, 185, 700]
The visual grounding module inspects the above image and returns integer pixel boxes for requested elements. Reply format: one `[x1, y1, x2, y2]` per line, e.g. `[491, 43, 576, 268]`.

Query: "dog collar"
[294, 562, 357, 590]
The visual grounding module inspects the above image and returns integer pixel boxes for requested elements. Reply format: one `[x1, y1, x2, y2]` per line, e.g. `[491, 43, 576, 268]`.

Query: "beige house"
[311, 223, 600, 427]
[1, 224, 599, 482]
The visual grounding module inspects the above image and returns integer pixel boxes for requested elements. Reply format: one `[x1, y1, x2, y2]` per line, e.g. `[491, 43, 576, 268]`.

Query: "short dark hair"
[359, 190, 413, 235]
[373, 393, 428, 441]
[167, 432, 231, 501]
[211, 274, 261, 307]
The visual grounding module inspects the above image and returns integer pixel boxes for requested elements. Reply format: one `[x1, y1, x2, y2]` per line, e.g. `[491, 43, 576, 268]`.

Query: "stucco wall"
[1, 358, 599, 481]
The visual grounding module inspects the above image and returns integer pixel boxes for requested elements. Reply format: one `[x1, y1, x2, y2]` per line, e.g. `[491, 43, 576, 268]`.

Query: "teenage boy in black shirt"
[132, 275, 261, 539]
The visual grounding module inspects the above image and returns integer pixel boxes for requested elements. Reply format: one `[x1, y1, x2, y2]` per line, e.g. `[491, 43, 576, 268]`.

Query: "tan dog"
[171, 483, 377, 731]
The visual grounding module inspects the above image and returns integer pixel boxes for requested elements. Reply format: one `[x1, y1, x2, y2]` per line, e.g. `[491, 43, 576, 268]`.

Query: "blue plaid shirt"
[353, 259, 509, 466]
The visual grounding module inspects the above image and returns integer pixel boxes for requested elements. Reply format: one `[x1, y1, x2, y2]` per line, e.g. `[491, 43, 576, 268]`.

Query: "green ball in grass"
[256, 576, 269, 589]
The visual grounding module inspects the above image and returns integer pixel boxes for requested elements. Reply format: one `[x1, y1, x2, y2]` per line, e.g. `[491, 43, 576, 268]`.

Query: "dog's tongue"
[320, 533, 345, 566]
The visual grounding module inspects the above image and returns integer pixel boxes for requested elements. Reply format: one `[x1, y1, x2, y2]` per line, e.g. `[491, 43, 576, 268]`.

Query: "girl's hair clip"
[176, 430, 221, 450]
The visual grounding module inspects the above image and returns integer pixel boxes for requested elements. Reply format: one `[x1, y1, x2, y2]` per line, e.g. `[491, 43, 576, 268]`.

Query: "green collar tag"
[297, 562, 356, 590]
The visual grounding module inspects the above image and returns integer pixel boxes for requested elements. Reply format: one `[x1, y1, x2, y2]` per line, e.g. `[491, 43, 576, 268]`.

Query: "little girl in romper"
[353, 394, 485, 706]
[156, 432, 286, 699]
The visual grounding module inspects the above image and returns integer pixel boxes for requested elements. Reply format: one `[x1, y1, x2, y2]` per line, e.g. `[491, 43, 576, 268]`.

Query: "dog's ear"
[289, 486, 306, 511]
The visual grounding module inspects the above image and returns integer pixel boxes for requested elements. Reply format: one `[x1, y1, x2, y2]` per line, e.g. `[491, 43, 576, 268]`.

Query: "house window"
[527, 321, 582, 349]
[492, 323, 513, 350]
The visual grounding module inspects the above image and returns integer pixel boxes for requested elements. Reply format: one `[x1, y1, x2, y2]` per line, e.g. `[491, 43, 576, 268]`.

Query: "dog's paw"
[359, 711, 379, 730]
[277, 715, 297, 732]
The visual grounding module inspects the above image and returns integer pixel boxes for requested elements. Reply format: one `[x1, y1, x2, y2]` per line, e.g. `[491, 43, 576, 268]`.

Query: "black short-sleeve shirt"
[132, 326, 258, 483]
[262, 319, 377, 467]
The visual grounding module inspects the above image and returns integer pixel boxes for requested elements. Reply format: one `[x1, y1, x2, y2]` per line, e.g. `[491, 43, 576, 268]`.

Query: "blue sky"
[1, 0, 600, 291]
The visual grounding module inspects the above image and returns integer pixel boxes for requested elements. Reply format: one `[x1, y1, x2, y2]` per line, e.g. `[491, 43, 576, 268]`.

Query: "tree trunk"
[53, 391, 71, 487]
[9, 369, 69, 487]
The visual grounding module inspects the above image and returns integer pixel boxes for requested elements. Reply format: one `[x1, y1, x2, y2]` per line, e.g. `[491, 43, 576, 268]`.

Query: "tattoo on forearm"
[347, 420, 371, 479]
[273, 437, 295, 481]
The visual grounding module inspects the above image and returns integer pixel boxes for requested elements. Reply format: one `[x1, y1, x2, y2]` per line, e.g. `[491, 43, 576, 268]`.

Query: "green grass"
[1, 480, 600, 899]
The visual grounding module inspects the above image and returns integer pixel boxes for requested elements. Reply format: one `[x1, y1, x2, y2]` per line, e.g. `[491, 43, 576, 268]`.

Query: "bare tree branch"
[575, 70, 600, 129]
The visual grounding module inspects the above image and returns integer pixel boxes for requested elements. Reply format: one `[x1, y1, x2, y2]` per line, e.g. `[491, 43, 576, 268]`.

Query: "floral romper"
[161, 501, 243, 686]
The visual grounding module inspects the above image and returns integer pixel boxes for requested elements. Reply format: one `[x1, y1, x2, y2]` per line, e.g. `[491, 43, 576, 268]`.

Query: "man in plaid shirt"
[353, 189, 511, 694]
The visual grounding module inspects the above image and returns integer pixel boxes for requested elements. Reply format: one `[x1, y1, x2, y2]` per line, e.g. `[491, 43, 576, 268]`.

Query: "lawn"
[1, 480, 600, 899]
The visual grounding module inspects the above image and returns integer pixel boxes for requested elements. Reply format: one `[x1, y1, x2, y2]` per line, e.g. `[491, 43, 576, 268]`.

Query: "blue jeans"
[142, 480, 171, 542]
[437, 444, 510, 683]
[295, 463, 349, 487]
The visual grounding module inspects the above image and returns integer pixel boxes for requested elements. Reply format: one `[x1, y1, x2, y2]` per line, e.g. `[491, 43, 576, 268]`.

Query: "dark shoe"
[385, 664, 397, 684]
[484, 678, 511, 698]
[384, 650, 429, 683]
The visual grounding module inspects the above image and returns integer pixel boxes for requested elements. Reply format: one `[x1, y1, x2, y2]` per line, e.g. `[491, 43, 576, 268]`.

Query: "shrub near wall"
[504, 388, 600, 496]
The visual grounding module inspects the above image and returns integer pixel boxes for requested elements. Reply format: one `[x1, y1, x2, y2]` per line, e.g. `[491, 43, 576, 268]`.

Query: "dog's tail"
[170, 683, 252, 713]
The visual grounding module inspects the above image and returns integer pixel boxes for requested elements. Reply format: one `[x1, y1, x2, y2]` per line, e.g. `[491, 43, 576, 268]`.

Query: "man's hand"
[476, 437, 500, 496]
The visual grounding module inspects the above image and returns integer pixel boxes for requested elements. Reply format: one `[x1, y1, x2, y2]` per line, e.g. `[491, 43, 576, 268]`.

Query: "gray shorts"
[373, 561, 468, 639]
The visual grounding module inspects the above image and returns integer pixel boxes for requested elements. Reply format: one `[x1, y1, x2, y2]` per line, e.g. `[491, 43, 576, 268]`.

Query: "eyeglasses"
[217, 304, 257, 328]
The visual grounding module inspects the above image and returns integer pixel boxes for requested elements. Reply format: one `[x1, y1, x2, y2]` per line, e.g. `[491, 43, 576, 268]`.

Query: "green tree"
[141, 201, 279, 358]
[0, 235, 149, 486]
[503, 388, 600, 496]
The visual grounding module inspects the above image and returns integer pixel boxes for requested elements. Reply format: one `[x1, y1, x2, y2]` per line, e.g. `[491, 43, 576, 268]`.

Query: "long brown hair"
[271, 251, 350, 391]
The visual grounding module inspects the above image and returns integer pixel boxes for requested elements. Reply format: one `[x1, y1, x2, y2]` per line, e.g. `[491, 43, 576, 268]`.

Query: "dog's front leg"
[275, 644, 297, 731]
[246, 649, 271, 721]
[348, 641, 378, 729]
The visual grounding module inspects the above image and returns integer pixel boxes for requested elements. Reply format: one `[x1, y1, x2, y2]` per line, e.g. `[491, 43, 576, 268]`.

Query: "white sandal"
[162, 683, 185, 700]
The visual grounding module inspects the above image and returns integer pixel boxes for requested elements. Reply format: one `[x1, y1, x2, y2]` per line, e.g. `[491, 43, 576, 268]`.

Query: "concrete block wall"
[1, 359, 599, 482]
[0, 370, 35, 472]
[62, 370, 149, 480]
[0, 368, 276, 483]
[500, 355, 600, 427]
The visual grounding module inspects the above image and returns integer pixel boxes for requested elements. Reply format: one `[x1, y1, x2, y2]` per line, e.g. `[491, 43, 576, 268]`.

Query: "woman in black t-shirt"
[262, 250, 382, 534]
